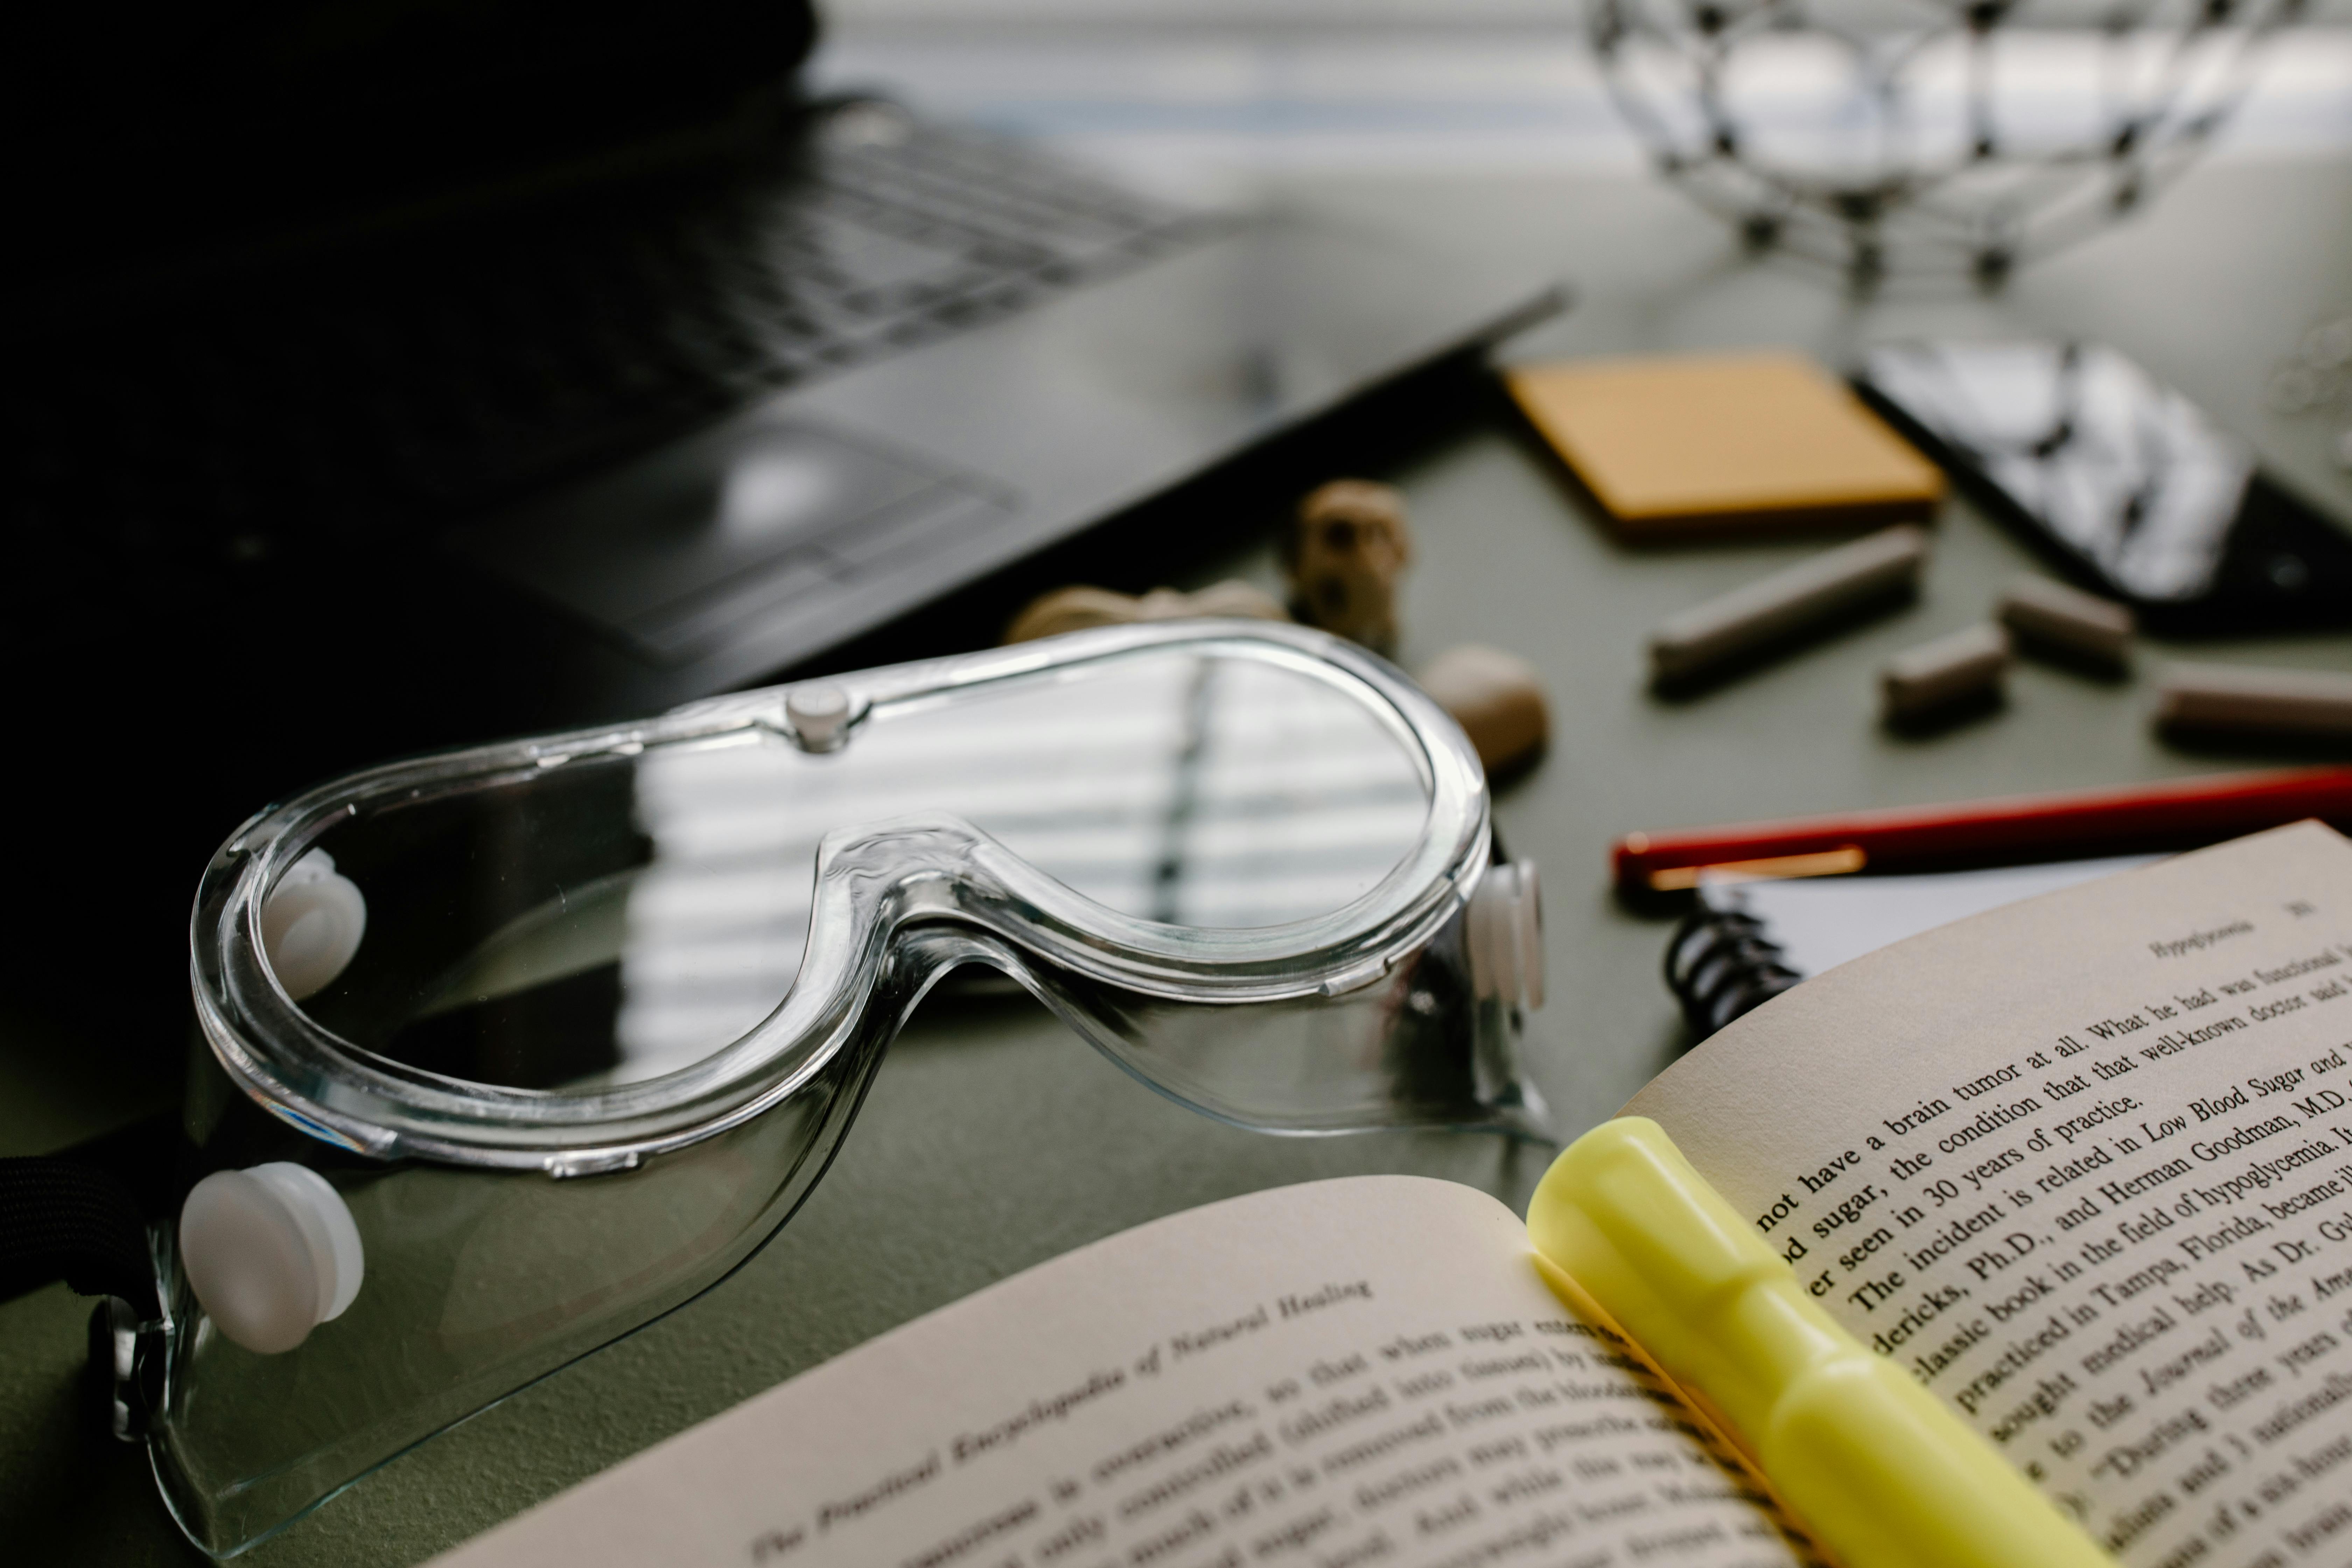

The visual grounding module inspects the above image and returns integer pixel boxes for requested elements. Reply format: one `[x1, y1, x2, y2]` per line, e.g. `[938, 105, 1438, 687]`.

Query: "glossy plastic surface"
[161, 623, 1548, 1554]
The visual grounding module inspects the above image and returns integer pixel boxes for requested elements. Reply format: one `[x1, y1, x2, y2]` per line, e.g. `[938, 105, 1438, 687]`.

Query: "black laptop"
[3, 1, 1560, 1055]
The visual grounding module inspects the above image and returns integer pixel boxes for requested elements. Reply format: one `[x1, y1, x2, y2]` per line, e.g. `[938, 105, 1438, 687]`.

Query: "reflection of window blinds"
[612, 657, 1429, 1071]
[1161, 659, 1431, 927]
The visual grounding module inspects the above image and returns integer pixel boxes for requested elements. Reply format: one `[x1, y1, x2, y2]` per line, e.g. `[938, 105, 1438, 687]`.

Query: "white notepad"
[1704, 855, 2162, 979]
[1670, 855, 2160, 1037]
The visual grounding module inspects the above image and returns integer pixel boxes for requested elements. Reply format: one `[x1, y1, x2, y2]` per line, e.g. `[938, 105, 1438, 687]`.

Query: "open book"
[434, 822, 2352, 1568]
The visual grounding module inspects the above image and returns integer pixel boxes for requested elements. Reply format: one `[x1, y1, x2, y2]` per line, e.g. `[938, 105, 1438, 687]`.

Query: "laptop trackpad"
[460, 421, 1013, 666]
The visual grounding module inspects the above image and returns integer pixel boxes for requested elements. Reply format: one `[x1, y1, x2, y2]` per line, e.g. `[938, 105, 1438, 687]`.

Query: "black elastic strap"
[0, 1157, 160, 1321]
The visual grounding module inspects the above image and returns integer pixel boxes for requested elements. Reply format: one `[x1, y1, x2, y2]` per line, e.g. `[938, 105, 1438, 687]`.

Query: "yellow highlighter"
[1528, 1118, 2112, 1568]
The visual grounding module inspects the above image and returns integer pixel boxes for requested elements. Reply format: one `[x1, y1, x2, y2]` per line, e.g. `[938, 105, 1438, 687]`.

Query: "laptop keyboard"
[6, 108, 1213, 578]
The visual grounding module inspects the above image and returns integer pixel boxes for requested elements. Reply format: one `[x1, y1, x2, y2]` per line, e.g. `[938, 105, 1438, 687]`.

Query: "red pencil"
[1612, 766, 2352, 893]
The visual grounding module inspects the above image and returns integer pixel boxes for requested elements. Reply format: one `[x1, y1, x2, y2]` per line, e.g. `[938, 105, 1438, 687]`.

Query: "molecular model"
[1589, 0, 2299, 288]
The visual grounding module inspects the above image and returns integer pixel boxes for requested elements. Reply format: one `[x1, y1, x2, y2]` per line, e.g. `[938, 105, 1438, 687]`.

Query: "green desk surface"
[6, 156, 2351, 1565]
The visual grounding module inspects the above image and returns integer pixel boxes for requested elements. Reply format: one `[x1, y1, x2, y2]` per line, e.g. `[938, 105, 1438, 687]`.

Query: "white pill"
[180, 1163, 365, 1354]
[1650, 525, 1931, 681]
[1997, 576, 2134, 666]
[2154, 663, 2352, 738]
[1882, 623, 2010, 720]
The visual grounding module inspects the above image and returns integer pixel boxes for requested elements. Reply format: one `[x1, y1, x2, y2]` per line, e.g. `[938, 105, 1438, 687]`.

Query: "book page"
[430, 1176, 1816, 1568]
[1629, 821, 2352, 1568]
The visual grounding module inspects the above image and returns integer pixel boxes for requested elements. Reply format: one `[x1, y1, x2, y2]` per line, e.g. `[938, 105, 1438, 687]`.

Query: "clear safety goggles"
[148, 621, 1549, 1555]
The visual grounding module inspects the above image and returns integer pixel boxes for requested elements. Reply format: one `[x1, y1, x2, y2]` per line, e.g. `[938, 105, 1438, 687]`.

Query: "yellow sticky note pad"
[1507, 351, 1944, 535]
